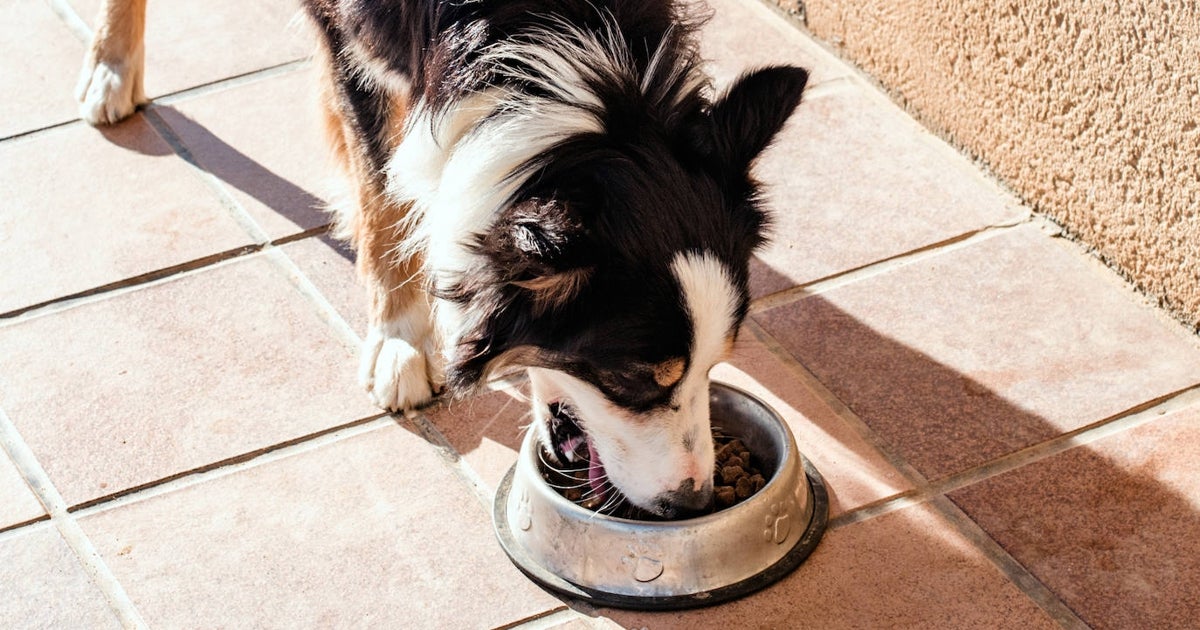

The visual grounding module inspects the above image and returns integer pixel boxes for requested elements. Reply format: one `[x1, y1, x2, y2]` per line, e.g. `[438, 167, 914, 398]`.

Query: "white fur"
[671, 251, 740, 376]
[385, 22, 669, 369]
[359, 297, 443, 411]
[346, 40, 415, 97]
[76, 43, 146, 125]
[378, 15, 709, 420]
[528, 251, 740, 511]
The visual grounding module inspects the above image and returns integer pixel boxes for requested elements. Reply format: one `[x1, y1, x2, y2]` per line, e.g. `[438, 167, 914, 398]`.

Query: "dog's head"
[440, 66, 808, 516]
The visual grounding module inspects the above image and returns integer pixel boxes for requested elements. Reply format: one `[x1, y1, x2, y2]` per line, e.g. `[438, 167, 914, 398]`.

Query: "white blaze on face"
[529, 251, 740, 512]
[671, 251, 740, 392]
[664, 250, 741, 488]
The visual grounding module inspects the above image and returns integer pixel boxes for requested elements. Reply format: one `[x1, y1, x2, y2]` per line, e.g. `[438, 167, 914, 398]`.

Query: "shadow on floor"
[426, 262, 1199, 627]
[88, 103, 1199, 628]
[104, 105, 348, 262]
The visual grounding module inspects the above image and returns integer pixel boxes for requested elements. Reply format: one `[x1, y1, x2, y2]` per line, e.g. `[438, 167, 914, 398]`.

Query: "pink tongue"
[587, 438, 608, 500]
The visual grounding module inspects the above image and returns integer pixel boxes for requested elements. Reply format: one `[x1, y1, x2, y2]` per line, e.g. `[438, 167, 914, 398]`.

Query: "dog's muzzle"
[653, 477, 714, 519]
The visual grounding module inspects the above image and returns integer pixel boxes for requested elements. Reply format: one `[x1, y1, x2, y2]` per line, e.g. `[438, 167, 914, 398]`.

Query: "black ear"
[709, 65, 809, 172]
[487, 198, 592, 312]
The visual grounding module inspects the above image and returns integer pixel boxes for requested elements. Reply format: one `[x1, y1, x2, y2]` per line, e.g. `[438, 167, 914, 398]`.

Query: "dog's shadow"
[424, 276, 1200, 627]
[93, 95, 1198, 627]
[107, 102, 350, 263]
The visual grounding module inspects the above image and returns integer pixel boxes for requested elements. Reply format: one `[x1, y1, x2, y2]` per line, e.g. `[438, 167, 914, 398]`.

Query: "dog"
[77, 0, 808, 518]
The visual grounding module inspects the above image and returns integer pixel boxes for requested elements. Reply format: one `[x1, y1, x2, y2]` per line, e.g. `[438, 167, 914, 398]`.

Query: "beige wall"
[771, 0, 1200, 330]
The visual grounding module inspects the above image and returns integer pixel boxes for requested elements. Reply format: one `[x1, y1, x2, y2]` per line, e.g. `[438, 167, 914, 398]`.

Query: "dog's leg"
[76, 0, 148, 125]
[316, 48, 443, 411]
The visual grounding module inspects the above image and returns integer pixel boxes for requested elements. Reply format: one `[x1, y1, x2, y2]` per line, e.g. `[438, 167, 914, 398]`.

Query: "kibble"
[712, 436, 766, 509]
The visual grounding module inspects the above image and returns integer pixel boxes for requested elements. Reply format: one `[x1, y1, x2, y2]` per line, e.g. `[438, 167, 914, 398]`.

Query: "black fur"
[306, 0, 809, 410]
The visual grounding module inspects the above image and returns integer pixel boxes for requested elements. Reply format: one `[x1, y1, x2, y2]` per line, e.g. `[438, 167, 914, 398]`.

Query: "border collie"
[77, 0, 808, 518]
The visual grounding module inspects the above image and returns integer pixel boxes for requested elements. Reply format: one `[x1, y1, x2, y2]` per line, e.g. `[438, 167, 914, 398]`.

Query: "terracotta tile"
[713, 331, 912, 517]
[601, 504, 1056, 628]
[0, 524, 121, 628]
[0, 255, 377, 505]
[422, 385, 532, 494]
[755, 225, 1200, 479]
[423, 331, 912, 517]
[70, 0, 311, 98]
[950, 405, 1200, 629]
[0, 115, 250, 314]
[281, 234, 367, 338]
[155, 67, 331, 239]
[0, 0, 85, 138]
[700, 0, 848, 89]
[78, 424, 564, 628]
[0, 452, 44, 529]
[749, 86, 1025, 297]
[546, 615, 626, 629]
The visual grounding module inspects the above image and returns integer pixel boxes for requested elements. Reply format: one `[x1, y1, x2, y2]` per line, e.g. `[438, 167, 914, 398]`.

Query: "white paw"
[359, 328, 439, 412]
[76, 50, 145, 125]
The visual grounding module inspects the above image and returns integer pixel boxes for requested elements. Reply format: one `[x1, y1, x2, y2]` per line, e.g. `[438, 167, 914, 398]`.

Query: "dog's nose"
[656, 478, 713, 518]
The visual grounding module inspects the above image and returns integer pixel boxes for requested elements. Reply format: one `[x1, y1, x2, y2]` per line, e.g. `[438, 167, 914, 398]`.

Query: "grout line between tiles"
[263, 247, 363, 348]
[746, 319, 1099, 625]
[492, 607, 577, 630]
[0, 513, 52, 537]
[69, 414, 392, 518]
[150, 59, 311, 107]
[928, 496, 1090, 628]
[0, 62, 308, 146]
[750, 216, 1030, 314]
[0, 244, 265, 323]
[0, 224, 335, 327]
[0, 117, 82, 144]
[141, 106, 274, 243]
[406, 409, 499, 509]
[273, 223, 337, 246]
[0, 247, 271, 327]
[0, 408, 147, 629]
[828, 383, 1200, 531]
[827, 491, 924, 530]
[743, 319, 931, 491]
[0, 519, 53, 547]
[141, 102, 367, 352]
[927, 383, 1200, 499]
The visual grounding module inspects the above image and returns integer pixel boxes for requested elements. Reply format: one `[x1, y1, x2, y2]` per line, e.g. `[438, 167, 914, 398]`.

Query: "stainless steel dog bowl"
[493, 382, 827, 610]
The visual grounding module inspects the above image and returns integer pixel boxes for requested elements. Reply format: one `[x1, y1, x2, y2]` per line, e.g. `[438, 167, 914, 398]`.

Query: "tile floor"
[3, 0, 1199, 628]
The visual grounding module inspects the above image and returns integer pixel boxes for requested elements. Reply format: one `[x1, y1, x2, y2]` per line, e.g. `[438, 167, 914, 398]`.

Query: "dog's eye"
[594, 364, 677, 411]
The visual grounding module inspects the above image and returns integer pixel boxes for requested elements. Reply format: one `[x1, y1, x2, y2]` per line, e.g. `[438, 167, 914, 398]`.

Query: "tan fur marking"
[77, 0, 148, 123]
[512, 267, 592, 315]
[314, 41, 425, 327]
[88, 0, 147, 67]
[654, 357, 686, 388]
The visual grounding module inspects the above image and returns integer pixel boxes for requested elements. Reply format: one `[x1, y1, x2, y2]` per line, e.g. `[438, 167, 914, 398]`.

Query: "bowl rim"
[491, 380, 830, 610]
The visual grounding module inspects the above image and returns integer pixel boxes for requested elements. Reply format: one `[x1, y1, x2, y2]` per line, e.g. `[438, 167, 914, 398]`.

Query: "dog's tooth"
[560, 435, 585, 462]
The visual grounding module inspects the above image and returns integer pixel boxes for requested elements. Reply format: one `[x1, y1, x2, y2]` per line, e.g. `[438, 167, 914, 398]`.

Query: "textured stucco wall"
[771, 0, 1200, 329]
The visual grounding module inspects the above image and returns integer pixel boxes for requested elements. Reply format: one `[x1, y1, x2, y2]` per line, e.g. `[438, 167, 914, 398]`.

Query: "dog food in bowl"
[540, 431, 768, 518]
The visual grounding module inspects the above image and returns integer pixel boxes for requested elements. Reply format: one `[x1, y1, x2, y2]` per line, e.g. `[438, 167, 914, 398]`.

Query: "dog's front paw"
[76, 50, 145, 125]
[359, 327, 439, 412]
